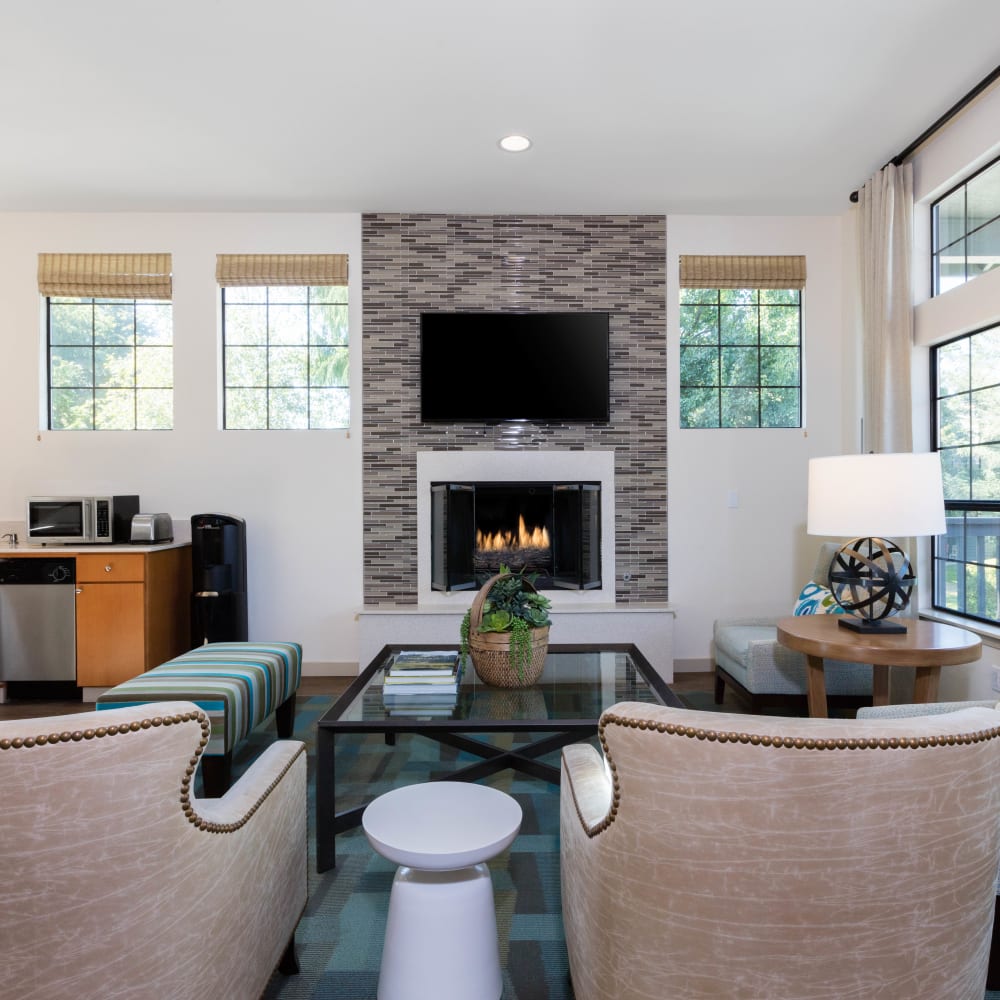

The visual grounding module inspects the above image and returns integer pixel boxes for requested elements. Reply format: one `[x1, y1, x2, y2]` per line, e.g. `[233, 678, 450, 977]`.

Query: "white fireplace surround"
[416, 449, 616, 605]
[357, 449, 673, 681]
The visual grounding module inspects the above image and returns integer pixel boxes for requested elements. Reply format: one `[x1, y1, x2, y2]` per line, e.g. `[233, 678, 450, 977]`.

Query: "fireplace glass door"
[431, 481, 601, 592]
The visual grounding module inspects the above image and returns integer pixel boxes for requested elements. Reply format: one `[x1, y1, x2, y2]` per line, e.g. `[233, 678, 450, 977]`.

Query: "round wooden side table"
[776, 615, 982, 718]
[362, 780, 522, 1000]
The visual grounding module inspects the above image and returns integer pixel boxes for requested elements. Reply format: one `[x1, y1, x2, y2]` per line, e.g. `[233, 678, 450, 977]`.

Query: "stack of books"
[382, 650, 461, 715]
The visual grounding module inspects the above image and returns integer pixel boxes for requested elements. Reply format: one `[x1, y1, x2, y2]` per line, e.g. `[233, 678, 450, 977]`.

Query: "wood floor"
[0, 672, 715, 722]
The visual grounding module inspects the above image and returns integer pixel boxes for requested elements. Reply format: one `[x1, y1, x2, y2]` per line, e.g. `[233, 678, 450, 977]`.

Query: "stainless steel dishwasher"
[0, 557, 77, 684]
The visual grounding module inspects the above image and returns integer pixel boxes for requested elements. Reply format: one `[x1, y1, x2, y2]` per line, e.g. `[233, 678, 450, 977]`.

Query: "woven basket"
[467, 573, 549, 688]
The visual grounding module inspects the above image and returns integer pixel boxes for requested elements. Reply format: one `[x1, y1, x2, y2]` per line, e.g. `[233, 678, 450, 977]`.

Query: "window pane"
[680, 346, 718, 386]
[720, 306, 756, 345]
[136, 389, 172, 430]
[966, 216, 1000, 281]
[226, 346, 268, 386]
[226, 388, 267, 428]
[761, 387, 799, 427]
[679, 387, 718, 428]
[971, 443, 1000, 500]
[759, 305, 799, 345]
[50, 388, 93, 429]
[310, 346, 349, 387]
[679, 304, 718, 345]
[269, 304, 309, 346]
[971, 326, 1000, 389]
[938, 394, 970, 447]
[94, 389, 134, 430]
[936, 239, 967, 294]
[760, 346, 799, 386]
[94, 303, 135, 345]
[224, 286, 266, 304]
[721, 387, 758, 427]
[225, 304, 268, 345]
[720, 346, 758, 386]
[136, 346, 173, 387]
[49, 302, 93, 345]
[760, 289, 799, 305]
[310, 387, 351, 428]
[135, 303, 172, 344]
[940, 446, 971, 500]
[934, 187, 965, 253]
[269, 388, 309, 429]
[971, 385, 1000, 443]
[269, 346, 308, 387]
[268, 285, 308, 304]
[95, 346, 134, 387]
[51, 348, 93, 387]
[719, 289, 757, 305]
[310, 284, 348, 305]
[312, 303, 349, 346]
[937, 337, 970, 396]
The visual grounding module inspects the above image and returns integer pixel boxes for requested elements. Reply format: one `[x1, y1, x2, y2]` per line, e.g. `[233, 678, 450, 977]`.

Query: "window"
[678, 255, 804, 429]
[932, 324, 1000, 626]
[217, 254, 349, 429]
[932, 155, 1000, 295]
[39, 253, 173, 430]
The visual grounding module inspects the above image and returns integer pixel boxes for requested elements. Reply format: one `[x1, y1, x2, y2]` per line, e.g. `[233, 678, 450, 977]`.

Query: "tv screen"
[420, 312, 611, 423]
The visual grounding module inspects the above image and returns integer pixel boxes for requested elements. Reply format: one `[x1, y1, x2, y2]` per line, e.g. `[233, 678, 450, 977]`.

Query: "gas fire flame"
[476, 515, 550, 552]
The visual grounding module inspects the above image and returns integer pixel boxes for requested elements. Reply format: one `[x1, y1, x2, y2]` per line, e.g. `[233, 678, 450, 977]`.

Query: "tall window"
[932, 155, 1000, 295]
[932, 324, 1000, 626]
[217, 254, 349, 430]
[39, 253, 173, 430]
[678, 255, 805, 428]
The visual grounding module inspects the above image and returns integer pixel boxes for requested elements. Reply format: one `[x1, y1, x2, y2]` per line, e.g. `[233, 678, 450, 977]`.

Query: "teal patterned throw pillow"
[793, 581, 846, 616]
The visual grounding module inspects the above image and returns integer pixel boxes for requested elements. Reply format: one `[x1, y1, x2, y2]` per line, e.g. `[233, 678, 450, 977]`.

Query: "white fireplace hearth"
[357, 450, 674, 681]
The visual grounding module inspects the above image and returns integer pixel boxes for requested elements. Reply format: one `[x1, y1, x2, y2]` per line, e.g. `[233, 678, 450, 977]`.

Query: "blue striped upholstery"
[96, 641, 302, 757]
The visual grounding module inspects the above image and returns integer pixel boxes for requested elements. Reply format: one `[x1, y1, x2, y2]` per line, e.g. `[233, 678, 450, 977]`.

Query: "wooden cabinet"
[75, 546, 191, 688]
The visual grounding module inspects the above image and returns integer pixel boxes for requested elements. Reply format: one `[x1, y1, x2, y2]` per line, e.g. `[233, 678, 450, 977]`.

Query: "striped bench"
[96, 641, 301, 796]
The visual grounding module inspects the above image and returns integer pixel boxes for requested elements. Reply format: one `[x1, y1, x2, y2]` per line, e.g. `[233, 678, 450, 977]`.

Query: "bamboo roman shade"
[215, 254, 349, 287]
[37, 253, 173, 299]
[679, 254, 806, 290]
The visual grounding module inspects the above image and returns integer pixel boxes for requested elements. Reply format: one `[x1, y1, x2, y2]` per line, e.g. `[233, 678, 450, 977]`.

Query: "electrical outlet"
[992, 667, 1000, 693]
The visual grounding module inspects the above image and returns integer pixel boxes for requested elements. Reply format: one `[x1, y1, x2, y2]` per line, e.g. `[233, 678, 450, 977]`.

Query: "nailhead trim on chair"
[0, 709, 305, 836]
[571, 713, 1000, 839]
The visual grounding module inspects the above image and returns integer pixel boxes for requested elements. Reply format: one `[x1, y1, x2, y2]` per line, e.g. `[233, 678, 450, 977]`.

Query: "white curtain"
[856, 162, 914, 454]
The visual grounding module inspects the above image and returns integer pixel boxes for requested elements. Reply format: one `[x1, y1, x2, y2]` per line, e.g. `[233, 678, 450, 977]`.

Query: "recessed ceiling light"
[498, 134, 532, 153]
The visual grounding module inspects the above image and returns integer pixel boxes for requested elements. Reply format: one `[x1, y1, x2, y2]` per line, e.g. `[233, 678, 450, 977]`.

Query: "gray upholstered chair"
[0, 701, 307, 999]
[713, 542, 872, 713]
[561, 699, 1000, 1000]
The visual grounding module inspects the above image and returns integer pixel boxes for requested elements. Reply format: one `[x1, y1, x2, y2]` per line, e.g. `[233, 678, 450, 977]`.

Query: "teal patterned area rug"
[242, 695, 999, 1000]
[247, 697, 572, 1000]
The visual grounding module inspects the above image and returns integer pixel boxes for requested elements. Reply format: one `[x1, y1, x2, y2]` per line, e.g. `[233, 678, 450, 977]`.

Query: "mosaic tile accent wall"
[361, 213, 667, 604]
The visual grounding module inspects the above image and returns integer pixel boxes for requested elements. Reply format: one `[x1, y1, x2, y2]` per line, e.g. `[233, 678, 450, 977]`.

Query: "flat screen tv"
[420, 311, 611, 423]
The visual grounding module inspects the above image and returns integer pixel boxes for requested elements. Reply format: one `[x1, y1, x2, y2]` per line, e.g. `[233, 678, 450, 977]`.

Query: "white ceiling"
[3, 0, 1000, 216]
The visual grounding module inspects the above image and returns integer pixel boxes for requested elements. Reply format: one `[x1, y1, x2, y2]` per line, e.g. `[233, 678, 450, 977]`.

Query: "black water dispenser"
[190, 513, 248, 645]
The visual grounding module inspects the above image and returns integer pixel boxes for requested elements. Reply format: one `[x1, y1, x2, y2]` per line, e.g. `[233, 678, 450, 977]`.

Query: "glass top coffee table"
[316, 643, 680, 872]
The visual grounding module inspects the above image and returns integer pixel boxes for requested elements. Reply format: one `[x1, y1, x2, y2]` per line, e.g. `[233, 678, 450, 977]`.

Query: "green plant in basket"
[460, 565, 552, 682]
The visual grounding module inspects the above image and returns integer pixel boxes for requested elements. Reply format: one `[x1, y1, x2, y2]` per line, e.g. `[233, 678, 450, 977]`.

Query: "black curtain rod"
[848, 62, 1000, 203]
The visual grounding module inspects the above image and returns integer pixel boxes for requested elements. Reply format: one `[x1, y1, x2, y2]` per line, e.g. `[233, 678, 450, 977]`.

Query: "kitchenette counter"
[1, 539, 190, 556]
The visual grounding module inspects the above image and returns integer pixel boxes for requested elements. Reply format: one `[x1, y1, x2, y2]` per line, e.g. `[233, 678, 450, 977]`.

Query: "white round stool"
[362, 780, 523, 1000]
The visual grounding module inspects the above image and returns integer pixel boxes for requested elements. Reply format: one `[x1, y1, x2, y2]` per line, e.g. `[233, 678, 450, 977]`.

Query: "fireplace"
[416, 450, 616, 605]
[431, 481, 601, 592]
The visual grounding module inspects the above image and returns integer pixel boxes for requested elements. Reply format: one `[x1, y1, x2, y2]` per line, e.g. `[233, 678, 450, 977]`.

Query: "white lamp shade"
[807, 452, 947, 538]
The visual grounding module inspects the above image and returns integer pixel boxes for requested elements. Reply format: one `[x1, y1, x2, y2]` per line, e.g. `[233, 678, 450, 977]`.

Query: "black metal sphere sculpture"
[827, 537, 915, 633]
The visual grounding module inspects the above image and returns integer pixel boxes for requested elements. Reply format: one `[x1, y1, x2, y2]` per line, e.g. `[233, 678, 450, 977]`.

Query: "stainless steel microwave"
[26, 495, 140, 545]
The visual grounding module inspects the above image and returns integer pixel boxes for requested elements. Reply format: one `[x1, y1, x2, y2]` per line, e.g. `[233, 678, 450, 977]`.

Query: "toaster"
[130, 513, 174, 544]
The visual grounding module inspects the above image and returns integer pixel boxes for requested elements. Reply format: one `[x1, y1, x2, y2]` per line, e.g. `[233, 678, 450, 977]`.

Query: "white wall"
[0, 213, 364, 673]
[667, 215, 856, 669]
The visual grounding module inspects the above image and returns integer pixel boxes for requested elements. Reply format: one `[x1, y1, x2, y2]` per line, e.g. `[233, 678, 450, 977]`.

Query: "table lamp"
[806, 452, 946, 634]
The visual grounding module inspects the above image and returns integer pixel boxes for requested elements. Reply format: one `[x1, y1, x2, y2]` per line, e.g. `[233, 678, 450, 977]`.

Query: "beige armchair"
[0, 701, 307, 1000]
[561, 700, 1000, 1000]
